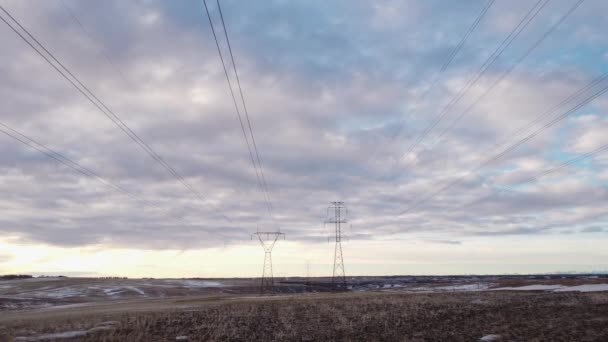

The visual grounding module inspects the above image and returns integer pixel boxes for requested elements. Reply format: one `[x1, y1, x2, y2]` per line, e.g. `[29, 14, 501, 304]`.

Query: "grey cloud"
[0, 0, 606, 250]
[581, 226, 605, 233]
[422, 239, 462, 245]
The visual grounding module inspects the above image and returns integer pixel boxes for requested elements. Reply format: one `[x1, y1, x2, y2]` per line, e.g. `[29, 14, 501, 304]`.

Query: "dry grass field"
[2, 291, 608, 341]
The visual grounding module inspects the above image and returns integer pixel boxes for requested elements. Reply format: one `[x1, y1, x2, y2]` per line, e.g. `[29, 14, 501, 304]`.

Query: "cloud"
[581, 226, 604, 233]
[0, 253, 11, 263]
[422, 239, 462, 245]
[568, 115, 608, 152]
[0, 0, 605, 255]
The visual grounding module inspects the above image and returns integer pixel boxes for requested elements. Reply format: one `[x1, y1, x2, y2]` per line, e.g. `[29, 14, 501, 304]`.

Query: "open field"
[3, 274, 608, 311]
[2, 291, 608, 341]
[2, 275, 608, 341]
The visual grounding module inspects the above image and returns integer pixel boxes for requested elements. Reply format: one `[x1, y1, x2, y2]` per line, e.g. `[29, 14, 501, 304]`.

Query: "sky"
[0, 0, 607, 278]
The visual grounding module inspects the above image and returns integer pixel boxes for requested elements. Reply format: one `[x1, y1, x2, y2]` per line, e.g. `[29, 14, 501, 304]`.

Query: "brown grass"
[2, 291, 608, 341]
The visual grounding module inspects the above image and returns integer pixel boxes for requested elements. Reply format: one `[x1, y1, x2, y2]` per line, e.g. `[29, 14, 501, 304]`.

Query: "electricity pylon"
[326, 201, 347, 289]
[252, 231, 285, 294]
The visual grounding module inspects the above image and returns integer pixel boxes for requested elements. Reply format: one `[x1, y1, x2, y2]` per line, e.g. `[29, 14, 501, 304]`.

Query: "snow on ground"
[14, 321, 119, 340]
[436, 283, 489, 291]
[493, 284, 608, 292]
[401, 283, 490, 292]
[44, 286, 83, 298]
[493, 285, 565, 291]
[126, 286, 146, 295]
[14, 330, 89, 341]
[1, 278, 229, 303]
[554, 284, 608, 292]
[170, 280, 224, 288]
[101, 286, 145, 297]
[480, 334, 502, 341]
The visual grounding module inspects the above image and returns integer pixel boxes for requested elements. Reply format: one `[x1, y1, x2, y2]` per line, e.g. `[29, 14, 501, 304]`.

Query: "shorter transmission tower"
[326, 201, 348, 289]
[252, 231, 285, 294]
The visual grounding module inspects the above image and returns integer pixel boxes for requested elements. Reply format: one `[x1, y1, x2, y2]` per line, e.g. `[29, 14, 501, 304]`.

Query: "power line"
[398, 75, 608, 215]
[464, 71, 608, 190]
[400, 0, 548, 161]
[202, 0, 274, 221]
[427, 0, 586, 150]
[458, 140, 608, 211]
[452, 72, 608, 210]
[215, 0, 274, 216]
[0, 121, 158, 209]
[402, 0, 548, 159]
[368, 0, 495, 162]
[439, 0, 496, 73]
[0, 5, 231, 222]
[58, 0, 130, 85]
[0, 122, 235, 231]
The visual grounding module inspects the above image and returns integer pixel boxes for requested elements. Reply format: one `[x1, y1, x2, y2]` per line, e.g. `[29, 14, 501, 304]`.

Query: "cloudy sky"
[1, 0, 607, 277]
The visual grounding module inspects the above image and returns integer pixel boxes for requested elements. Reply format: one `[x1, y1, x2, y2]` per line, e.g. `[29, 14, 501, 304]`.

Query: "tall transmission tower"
[252, 231, 285, 294]
[326, 201, 348, 289]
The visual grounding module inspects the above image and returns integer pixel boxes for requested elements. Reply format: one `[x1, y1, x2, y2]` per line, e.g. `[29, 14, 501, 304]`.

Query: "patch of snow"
[103, 287, 127, 296]
[101, 286, 145, 296]
[0, 296, 34, 300]
[492, 285, 565, 291]
[88, 326, 113, 333]
[14, 321, 118, 340]
[15, 330, 88, 341]
[405, 283, 488, 292]
[126, 286, 145, 295]
[554, 284, 608, 292]
[176, 336, 188, 341]
[436, 283, 488, 291]
[97, 321, 119, 326]
[480, 334, 501, 341]
[174, 280, 224, 288]
[45, 286, 83, 298]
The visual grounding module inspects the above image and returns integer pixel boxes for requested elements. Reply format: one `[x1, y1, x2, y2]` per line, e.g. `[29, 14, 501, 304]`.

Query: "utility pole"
[326, 201, 347, 289]
[252, 231, 285, 294]
[305, 259, 311, 289]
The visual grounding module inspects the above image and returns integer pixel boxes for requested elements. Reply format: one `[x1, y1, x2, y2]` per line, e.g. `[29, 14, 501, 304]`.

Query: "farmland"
[2, 275, 608, 341]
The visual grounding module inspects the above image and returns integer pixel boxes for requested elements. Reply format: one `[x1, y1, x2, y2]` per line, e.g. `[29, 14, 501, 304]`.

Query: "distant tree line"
[0, 274, 33, 280]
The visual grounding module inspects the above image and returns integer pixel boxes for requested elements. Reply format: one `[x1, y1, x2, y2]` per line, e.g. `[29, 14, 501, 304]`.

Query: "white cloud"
[0, 0, 606, 276]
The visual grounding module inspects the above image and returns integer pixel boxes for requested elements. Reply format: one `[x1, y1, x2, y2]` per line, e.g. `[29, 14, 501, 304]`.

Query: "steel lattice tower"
[326, 201, 347, 289]
[253, 231, 285, 294]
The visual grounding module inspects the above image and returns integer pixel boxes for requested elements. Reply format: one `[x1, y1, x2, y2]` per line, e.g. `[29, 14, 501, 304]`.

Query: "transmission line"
[452, 72, 608, 210]
[202, 0, 275, 221]
[0, 121, 158, 209]
[440, 0, 496, 72]
[465, 71, 608, 179]
[368, 0, 495, 162]
[400, 0, 548, 160]
[215, 0, 274, 215]
[398, 75, 608, 215]
[58, 0, 130, 85]
[427, 0, 585, 150]
[0, 6, 230, 222]
[458, 140, 608, 211]
[0, 120, 239, 227]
